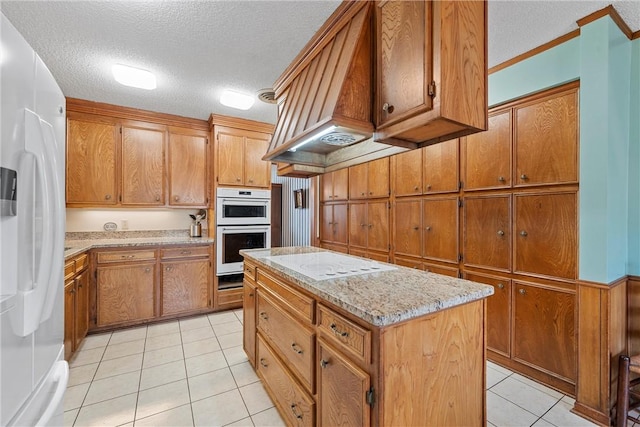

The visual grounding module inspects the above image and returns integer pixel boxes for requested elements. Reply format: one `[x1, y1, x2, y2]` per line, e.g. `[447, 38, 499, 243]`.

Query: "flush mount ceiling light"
[112, 64, 156, 90]
[220, 89, 254, 110]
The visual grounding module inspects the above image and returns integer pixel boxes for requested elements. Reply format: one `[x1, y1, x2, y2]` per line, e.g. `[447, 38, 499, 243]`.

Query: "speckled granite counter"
[65, 235, 214, 259]
[240, 246, 493, 327]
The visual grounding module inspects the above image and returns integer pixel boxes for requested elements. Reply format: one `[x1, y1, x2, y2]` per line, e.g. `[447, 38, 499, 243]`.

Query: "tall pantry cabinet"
[316, 81, 580, 395]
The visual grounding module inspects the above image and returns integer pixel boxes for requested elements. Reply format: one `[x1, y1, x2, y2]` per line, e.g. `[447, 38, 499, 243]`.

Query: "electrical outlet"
[121, 219, 129, 230]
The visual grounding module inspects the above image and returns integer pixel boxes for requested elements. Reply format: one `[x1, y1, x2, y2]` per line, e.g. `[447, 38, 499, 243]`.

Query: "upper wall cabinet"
[215, 126, 271, 189]
[121, 122, 165, 206]
[168, 127, 209, 206]
[320, 169, 349, 202]
[374, 0, 487, 145]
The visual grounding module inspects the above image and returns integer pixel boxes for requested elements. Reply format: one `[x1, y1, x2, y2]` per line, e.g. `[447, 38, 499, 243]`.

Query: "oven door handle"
[220, 226, 270, 232]
[220, 198, 269, 205]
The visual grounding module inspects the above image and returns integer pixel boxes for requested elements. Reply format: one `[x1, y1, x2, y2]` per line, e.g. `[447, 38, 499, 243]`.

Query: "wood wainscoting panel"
[380, 300, 485, 426]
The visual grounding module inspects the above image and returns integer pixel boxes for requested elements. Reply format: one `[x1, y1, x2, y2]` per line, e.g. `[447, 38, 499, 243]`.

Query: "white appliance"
[266, 252, 396, 281]
[216, 187, 271, 277]
[0, 13, 68, 427]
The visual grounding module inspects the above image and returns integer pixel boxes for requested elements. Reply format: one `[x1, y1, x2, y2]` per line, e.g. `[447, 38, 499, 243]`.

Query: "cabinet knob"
[155, 196, 160, 201]
[520, 174, 528, 180]
[291, 343, 303, 354]
[413, 226, 419, 231]
[236, 177, 241, 182]
[174, 196, 179, 201]
[69, 288, 76, 294]
[320, 359, 330, 368]
[382, 102, 395, 114]
[166, 267, 172, 271]
[259, 311, 268, 320]
[361, 192, 365, 196]
[368, 224, 373, 229]
[369, 191, 373, 195]
[259, 358, 268, 368]
[519, 288, 526, 295]
[290, 404, 303, 420]
[498, 176, 506, 182]
[426, 184, 432, 191]
[248, 292, 254, 297]
[520, 230, 528, 237]
[425, 226, 431, 231]
[497, 283, 504, 289]
[497, 230, 505, 236]
[145, 268, 150, 273]
[414, 186, 419, 191]
[248, 179, 254, 183]
[105, 194, 111, 200]
[361, 223, 366, 228]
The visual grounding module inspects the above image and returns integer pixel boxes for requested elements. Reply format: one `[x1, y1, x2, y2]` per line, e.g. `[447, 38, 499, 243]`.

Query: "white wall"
[271, 165, 311, 246]
[66, 208, 205, 232]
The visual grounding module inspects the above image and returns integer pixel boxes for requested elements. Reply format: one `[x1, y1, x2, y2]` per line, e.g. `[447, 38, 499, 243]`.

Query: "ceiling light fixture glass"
[112, 64, 156, 90]
[220, 89, 254, 110]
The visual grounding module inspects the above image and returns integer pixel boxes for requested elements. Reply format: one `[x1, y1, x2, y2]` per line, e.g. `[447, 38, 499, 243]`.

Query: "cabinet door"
[74, 270, 90, 347]
[394, 150, 422, 197]
[64, 280, 75, 361]
[168, 131, 208, 206]
[423, 138, 459, 194]
[349, 163, 368, 200]
[514, 192, 577, 279]
[161, 259, 209, 316]
[394, 200, 421, 258]
[243, 280, 257, 367]
[244, 137, 271, 188]
[320, 204, 335, 243]
[423, 197, 458, 263]
[332, 169, 349, 201]
[513, 282, 576, 382]
[217, 129, 245, 186]
[318, 339, 370, 427]
[366, 201, 389, 252]
[121, 124, 165, 205]
[66, 117, 118, 205]
[349, 203, 368, 249]
[515, 88, 578, 186]
[332, 204, 348, 245]
[463, 110, 511, 190]
[97, 263, 155, 326]
[375, 0, 431, 128]
[320, 173, 333, 202]
[367, 157, 389, 198]
[463, 195, 511, 271]
[465, 273, 511, 357]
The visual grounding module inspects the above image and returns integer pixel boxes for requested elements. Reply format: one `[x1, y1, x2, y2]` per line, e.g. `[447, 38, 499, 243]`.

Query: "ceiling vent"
[257, 88, 276, 104]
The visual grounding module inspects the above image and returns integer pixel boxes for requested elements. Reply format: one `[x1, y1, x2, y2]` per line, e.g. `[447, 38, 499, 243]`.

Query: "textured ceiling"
[1, 1, 638, 125]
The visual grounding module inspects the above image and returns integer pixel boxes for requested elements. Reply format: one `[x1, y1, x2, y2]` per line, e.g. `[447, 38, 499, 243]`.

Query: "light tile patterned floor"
[64, 310, 598, 427]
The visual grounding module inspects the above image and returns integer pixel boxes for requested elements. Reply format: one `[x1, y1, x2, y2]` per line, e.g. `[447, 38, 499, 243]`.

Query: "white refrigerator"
[1, 12, 68, 427]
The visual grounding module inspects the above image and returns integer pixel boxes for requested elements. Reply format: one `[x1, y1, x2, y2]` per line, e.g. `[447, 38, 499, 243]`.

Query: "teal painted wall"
[489, 16, 635, 283]
[628, 38, 640, 274]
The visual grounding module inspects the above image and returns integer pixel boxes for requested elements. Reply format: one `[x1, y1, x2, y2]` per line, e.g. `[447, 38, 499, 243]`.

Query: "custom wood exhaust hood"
[264, 0, 488, 176]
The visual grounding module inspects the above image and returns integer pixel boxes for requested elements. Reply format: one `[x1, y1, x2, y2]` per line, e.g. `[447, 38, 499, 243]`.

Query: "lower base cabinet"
[64, 253, 89, 361]
[161, 259, 209, 316]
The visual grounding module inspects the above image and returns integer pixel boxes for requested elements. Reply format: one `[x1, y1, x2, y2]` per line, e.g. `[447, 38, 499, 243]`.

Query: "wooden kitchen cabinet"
[349, 201, 389, 254]
[422, 196, 458, 263]
[161, 259, 210, 316]
[216, 125, 271, 188]
[423, 138, 459, 194]
[321, 203, 348, 246]
[243, 276, 257, 367]
[462, 110, 512, 190]
[393, 199, 421, 258]
[374, 0, 487, 144]
[465, 272, 511, 357]
[320, 169, 349, 202]
[66, 115, 118, 205]
[514, 191, 577, 280]
[514, 85, 578, 187]
[513, 281, 576, 383]
[121, 122, 165, 206]
[64, 253, 89, 361]
[348, 157, 389, 199]
[168, 127, 209, 206]
[463, 194, 511, 272]
[393, 149, 422, 197]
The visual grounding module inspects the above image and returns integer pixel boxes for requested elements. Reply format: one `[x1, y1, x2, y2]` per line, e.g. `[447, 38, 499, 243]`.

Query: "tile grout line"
[178, 321, 198, 427]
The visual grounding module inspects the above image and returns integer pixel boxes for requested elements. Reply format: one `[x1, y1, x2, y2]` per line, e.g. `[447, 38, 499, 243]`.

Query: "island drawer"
[243, 261, 256, 282]
[97, 249, 157, 263]
[317, 304, 371, 364]
[257, 270, 314, 323]
[257, 291, 315, 393]
[160, 246, 209, 259]
[257, 335, 315, 427]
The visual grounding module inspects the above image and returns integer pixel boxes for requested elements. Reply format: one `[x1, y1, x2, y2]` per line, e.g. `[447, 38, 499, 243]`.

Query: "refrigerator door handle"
[34, 360, 68, 427]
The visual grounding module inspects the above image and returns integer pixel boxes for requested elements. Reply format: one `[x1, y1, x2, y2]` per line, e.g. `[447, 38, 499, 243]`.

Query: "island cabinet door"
[422, 196, 459, 263]
[318, 338, 371, 427]
[160, 259, 209, 316]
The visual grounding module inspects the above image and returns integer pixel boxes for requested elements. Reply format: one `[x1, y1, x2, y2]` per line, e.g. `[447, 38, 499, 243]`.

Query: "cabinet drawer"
[243, 261, 256, 282]
[317, 304, 371, 364]
[160, 245, 210, 260]
[97, 249, 157, 263]
[257, 291, 315, 392]
[257, 270, 314, 324]
[64, 260, 75, 281]
[75, 253, 89, 272]
[257, 335, 315, 427]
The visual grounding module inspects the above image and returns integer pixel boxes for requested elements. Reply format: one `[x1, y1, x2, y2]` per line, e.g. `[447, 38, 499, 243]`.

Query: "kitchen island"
[241, 246, 493, 427]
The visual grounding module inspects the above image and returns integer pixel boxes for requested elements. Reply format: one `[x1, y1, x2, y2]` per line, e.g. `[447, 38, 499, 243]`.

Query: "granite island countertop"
[64, 236, 214, 259]
[240, 246, 494, 327]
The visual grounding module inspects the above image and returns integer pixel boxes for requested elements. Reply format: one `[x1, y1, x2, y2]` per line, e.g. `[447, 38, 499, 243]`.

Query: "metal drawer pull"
[180, 250, 191, 255]
[121, 255, 136, 259]
[248, 292, 254, 297]
[291, 343, 303, 354]
[520, 174, 528, 180]
[290, 404, 303, 419]
[259, 312, 268, 320]
[520, 230, 528, 237]
[259, 358, 268, 368]
[497, 230, 505, 236]
[519, 289, 526, 295]
[320, 359, 329, 368]
[330, 323, 349, 338]
[497, 283, 504, 289]
[166, 267, 172, 271]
